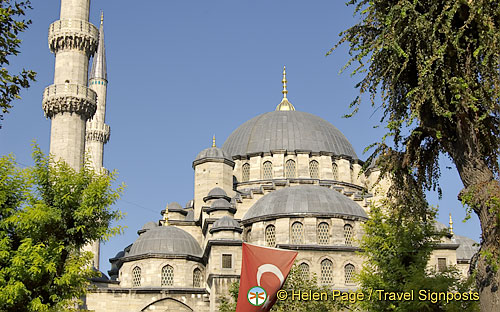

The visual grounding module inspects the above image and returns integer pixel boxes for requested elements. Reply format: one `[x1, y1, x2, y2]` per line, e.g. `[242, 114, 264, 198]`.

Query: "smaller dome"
[210, 216, 242, 234]
[127, 226, 202, 258]
[211, 198, 232, 209]
[208, 187, 227, 197]
[168, 202, 182, 210]
[213, 216, 241, 228]
[137, 221, 158, 235]
[454, 235, 479, 260]
[195, 146, 230, 161]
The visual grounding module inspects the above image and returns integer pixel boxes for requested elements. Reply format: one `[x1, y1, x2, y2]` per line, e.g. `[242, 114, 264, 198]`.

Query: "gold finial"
[100, 11, 104, 24]
[282, 66, 288, 99]
[276, 65, 295, 111]
[449, 213, 454, 235]
[212, 135, 216, 147]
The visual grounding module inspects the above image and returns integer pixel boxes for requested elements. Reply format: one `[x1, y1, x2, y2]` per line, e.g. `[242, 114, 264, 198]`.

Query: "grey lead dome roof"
[222, 111, 358, 159]
[195, 146, 230, 160]
[243, 185, 367, 222]
[128, 226, 202, 258]
[454, 235, 479, 260]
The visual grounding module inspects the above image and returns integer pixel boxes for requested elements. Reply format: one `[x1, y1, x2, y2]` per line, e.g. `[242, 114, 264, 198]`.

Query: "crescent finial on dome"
[276, 65, 295, 111]
[212, 135, 216, 147]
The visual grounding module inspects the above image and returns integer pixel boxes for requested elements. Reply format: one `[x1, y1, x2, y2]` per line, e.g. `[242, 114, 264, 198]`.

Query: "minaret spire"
[276, 65, 295, 111]
[212, 135, 216, 147]
[90, 12, 107, 81]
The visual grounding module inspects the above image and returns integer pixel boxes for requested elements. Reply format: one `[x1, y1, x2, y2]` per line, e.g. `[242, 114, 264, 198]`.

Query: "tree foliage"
[0, 0, 36, 129]
[331, 1, 500, 309]
[0, 146, 124, 311]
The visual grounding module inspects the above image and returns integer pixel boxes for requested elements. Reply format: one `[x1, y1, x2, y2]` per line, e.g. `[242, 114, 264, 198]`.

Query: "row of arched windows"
[241, 160, 343, 181]
[263, 223, 354, 247]
[131, 266, 202, 288]
[298, 261, 356, 284]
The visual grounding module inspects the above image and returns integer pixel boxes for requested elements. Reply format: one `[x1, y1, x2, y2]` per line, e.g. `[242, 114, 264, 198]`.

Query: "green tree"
[0, 146, 124, 311]
[330, 1, 500, 310]
[358, 202, 478, 311]
[0, 0, 37, 129]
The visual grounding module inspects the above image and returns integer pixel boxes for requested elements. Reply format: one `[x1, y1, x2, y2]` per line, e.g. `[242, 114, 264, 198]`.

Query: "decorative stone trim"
[48, 19, 98, 55]
[86, 122, 110, 143]
[42, 84, 97, 119]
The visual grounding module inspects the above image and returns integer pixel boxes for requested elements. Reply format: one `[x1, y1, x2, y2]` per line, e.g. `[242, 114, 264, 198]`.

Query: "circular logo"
[247, 286, 267, 306]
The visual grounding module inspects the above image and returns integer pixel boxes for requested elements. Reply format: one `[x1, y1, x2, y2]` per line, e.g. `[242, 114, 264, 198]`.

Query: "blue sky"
[0, 1, 480, 271]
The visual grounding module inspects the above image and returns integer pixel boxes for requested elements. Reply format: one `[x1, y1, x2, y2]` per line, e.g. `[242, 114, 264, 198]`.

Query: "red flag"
[236, 243, 298, 312]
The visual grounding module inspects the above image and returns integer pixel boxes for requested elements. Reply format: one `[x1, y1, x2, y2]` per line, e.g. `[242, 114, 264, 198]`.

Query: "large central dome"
[222, 110, 358, 159]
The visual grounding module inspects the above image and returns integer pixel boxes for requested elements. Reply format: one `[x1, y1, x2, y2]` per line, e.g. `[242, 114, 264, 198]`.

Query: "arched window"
[242, 163, 250, 182]
[193, 268, 202, 287]
[132, 266, 141, 287]
[321, 259, 334, 285]
[332, 162, 338, 180]
[161, 265, 174, 286]
[309, 160, 319, 179]
[345, 264, 355, 284]
[317, 222, 330, 245]
[246, 229, 252, 242]
[344, 224, 353, 246]
[290, 222, 304, 244]
[265, 225, 276, 247]
[285, 159, 296, 178]
[299, 263, 310, 280]
[262, 161, 273, 179]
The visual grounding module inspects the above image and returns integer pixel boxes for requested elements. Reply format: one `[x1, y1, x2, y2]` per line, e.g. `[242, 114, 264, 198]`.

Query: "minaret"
[42, 0, 98, 169]
[86, 12, 110, 172]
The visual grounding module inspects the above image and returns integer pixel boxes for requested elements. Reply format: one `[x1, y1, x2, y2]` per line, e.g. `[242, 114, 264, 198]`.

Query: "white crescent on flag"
[256, 264, 285, 287]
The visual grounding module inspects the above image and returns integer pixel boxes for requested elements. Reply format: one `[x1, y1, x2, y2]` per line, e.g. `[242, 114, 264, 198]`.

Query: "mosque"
[42, 1, 479, 311]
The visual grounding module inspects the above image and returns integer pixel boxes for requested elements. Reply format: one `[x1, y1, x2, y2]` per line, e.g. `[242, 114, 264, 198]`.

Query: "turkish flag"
[236, 243, 298, 312]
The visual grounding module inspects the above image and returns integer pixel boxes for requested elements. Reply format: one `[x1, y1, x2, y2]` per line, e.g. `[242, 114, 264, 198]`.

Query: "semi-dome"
[127, 226, 202, 258]
[222, 111, 358, 159]
[242, 185, 367, 222]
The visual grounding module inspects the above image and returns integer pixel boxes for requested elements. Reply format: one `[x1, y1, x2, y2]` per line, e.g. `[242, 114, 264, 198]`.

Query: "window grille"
[262, 161, 273, 179]
[285, 159, 296, 178]
[317, 222, 330, 245]
[193, 268, 202, 287]
[299, 263, 310, 280]
[344, 224, 353, 246]
[321, 259, 334, 285]
[438, 258, 447, 272]
[132, 266, 141, 287]
[332, 162, 338, 180]
[222, 254, 232, 269]
[345, 264, 355, 284]
[290, 222, 304, 244]
[161, 265, 174, 286]
[265, 225, 276, 247]
[242, 163, 250, 182]
[309, 160, 319, 179]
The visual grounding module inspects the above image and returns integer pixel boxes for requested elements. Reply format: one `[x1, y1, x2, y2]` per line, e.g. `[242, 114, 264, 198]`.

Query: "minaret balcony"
[48, 19, 98, 54]
[42, 83, 97, 119]
[86, 121, 110, 143]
